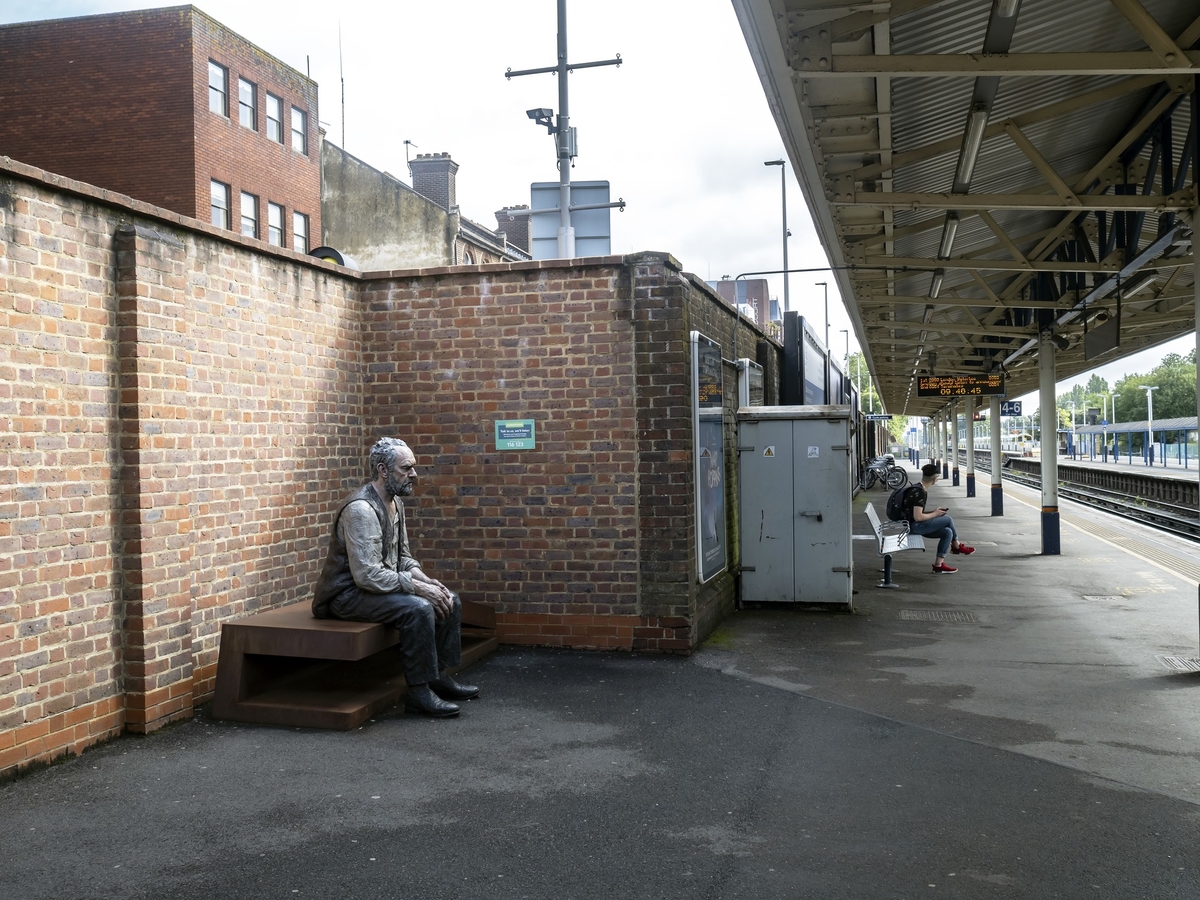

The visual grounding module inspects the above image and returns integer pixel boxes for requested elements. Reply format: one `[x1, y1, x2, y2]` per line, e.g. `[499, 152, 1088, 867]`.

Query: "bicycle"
[858, 456, 909, 491]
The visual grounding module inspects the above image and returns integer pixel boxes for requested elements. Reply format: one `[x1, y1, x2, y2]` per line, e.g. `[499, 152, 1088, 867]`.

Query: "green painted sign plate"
[494, 419, 536, 451]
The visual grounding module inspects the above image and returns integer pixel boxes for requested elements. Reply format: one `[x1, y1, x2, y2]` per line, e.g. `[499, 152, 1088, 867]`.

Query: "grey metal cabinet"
[737, 406, 854, 608]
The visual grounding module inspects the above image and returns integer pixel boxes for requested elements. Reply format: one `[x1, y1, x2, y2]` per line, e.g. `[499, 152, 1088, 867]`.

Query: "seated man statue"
[312, 437, 478, 718]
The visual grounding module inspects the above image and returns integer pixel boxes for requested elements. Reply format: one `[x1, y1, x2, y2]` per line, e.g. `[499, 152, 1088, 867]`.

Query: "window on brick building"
[240, 192, 258, 238]
[238, 78, 256, 130]
[293, 211, 308, 252]
[268, 202, 284, 246]
[291, 106, 307, 154]
[266, 93, 283, 143]
[208, 61, 228, 116]
[210, 181, 230, 229]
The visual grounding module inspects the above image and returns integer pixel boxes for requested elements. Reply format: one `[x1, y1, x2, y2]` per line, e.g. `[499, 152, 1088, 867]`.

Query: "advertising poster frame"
[691, 331, 727, 584]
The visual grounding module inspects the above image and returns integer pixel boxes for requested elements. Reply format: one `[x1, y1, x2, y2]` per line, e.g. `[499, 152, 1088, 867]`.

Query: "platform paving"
[2, 466, 1199, 899]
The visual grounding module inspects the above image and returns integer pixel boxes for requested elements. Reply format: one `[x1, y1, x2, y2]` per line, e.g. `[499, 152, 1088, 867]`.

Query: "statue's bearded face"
[385, 452, 417, 497]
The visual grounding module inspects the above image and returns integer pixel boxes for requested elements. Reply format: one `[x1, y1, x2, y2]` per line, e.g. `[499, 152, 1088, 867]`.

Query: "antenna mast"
[505, 0, 622, 258]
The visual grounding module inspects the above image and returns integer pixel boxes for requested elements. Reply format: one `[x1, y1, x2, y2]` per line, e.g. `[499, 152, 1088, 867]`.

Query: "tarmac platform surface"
[2, 466, 1199, 899]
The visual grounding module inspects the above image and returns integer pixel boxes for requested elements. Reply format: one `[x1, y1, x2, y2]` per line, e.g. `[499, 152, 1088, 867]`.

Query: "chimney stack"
[494, 205, 531, 253]
[408, 152, 458, 211]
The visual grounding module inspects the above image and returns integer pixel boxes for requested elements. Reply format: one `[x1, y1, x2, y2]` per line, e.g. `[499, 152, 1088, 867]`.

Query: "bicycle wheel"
[885, 467, 909, 490]
[858, 469, 876, 491]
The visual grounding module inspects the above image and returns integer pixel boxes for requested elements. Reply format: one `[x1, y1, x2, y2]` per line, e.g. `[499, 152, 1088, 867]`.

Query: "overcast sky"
[2, 0, 1194, 409]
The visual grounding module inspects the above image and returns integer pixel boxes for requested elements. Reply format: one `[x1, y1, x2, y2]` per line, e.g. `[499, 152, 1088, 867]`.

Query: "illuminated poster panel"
[692, 331, 726, 583]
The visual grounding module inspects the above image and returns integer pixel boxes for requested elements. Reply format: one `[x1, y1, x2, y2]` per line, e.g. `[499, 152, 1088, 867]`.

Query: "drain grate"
[899, 609, 977, 623]
[1157, 656, 1200, 673]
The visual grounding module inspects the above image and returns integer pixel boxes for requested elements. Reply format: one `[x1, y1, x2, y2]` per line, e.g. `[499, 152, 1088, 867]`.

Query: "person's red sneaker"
[931, 563, 958, 574]
[951, 544, 975, 555]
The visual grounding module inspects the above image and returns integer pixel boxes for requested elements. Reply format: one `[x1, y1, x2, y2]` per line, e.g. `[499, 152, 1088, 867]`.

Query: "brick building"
[0, 5, 320, 251]
[706, 278, 773, 327]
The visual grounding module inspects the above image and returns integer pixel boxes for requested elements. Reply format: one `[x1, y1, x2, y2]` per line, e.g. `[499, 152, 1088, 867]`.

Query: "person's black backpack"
[886, 484, 917, 521]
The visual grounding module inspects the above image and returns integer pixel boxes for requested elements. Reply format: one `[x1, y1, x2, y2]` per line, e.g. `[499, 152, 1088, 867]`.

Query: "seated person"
[312, 437, 478, 718]
[904, 463, 975, 574]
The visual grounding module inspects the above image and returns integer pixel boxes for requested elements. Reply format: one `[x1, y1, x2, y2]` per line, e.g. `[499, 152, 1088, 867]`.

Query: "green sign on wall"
[494, 419, 536, 451]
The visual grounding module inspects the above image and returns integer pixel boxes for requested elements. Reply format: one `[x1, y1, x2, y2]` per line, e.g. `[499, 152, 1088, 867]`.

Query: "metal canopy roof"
[732, 0, 1199, 417]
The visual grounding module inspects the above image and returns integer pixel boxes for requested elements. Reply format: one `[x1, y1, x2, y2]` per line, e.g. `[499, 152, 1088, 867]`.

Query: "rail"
[965, 452, 1200, 542]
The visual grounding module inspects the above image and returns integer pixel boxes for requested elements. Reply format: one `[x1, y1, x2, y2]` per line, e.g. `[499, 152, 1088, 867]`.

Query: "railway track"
[976, 462, 1200, 542]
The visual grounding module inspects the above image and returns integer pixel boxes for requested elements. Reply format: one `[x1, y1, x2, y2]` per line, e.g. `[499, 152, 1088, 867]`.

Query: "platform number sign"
[1001, 401, 1022, 416]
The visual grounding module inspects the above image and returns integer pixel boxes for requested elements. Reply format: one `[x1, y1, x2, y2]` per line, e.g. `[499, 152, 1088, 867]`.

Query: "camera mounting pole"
[505, 0, 620, 258]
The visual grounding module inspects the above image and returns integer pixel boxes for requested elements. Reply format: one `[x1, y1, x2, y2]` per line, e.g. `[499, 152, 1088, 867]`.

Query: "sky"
[1, 0, 1194, 412]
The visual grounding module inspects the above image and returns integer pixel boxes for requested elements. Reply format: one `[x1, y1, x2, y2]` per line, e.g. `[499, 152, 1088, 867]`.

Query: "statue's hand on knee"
[411, 576, 454, 619]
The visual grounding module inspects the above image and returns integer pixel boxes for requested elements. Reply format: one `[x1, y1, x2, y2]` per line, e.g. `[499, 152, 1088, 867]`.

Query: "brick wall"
[0, 8, 197, 216]
[1, 158, 360, 774]
[359, 259, 643, 648]
[0, 155, 783, 778]
[357, 256, 780, 654]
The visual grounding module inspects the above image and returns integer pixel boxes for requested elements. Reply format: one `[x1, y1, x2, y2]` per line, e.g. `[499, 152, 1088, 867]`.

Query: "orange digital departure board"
[917, 374, 1005, 397]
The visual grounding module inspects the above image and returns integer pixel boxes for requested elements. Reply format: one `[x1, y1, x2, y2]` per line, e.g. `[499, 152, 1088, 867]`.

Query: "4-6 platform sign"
[917, 374, 1005, 398]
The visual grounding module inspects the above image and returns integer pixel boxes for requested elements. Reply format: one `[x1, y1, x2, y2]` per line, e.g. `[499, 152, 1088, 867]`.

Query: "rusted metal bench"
[211, 600, 497, 729]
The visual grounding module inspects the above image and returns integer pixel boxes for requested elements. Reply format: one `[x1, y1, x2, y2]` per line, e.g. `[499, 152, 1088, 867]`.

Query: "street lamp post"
[839, 329, 849, 368]
[1068, 400, 1076, 459]
[1110, 392, 1120, 462]
[1141, 385, 1159, 465]
[763, 160, 789, 313]
[816, 281, 829, 350]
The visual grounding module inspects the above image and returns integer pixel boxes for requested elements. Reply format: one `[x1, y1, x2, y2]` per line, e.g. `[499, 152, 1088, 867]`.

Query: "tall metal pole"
[1039, 331, 1060, 554]
[505, 4, 621, 260]
[1142, 385, 1158, 465]
[764, 160, 789, 313]
[950, 397, 959, 486]
[965, 396, 976, 497]
[989, 395, 1003, 514]
[1111, 392, 1120, 462]
[555, 0, 573, 258]
[781, 165, 789, 315]
[816, 281, 829, 349]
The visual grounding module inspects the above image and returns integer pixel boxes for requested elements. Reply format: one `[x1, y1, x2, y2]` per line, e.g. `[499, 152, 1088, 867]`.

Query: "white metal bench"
[863, 502, 926, 589]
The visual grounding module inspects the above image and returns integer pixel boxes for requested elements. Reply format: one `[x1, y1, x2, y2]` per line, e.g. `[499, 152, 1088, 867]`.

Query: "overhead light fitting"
[938, 214, 959, 259]
[996, 0, 1020, 17]
[956, 104, 990, 187]
[929, 269, 944, 299]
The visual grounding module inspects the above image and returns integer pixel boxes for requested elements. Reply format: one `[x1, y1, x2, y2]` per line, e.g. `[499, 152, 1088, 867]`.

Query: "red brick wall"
[0, 162, 126, 776]
[359, 261, 643, 644]
[357, 254, 770, 654]
[0, 8, 197, 216]
[1, 158, 360, 773]
[191, 9, 321, 246]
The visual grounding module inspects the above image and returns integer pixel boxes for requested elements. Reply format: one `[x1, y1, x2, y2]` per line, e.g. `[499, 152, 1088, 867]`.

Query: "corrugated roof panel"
[733, 0, 1197, 413]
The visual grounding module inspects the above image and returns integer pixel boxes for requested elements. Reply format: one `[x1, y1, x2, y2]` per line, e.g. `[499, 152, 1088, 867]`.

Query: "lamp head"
[764, 159, 785, 167]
